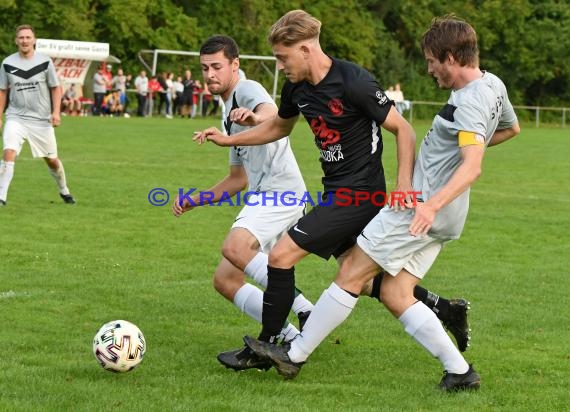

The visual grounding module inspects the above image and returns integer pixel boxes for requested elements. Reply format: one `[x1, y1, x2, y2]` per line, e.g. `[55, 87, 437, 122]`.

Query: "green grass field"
[0, 115, 568, 411]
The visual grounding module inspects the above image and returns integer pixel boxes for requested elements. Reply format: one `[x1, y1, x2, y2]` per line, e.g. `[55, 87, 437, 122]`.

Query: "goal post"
[137, 48, 279, 100]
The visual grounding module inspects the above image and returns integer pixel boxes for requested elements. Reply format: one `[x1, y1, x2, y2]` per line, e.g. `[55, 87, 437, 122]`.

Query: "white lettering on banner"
[36, 39, 110, 61]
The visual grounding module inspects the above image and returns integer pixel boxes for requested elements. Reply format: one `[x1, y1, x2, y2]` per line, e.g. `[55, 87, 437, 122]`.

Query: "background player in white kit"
[0, 24, 75, 207]
[172, 35, 314, 370]
[245, 15, 520, 391]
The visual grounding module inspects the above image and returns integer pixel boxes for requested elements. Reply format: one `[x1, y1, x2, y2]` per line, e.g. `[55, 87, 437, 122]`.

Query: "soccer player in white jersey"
[245, 15, 520, 391]
[0, 25, 75, 206]
[172, 35, 314, 370]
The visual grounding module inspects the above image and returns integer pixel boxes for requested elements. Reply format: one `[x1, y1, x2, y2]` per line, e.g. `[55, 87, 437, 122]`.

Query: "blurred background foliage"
[1, 0, 568, 108]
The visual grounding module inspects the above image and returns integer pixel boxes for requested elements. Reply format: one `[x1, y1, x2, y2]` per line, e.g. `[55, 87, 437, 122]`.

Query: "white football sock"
[243, 252, 269, 287]
[288, 282, 357, 363]
[244, 252, 313, 315]
[0, 161, 15, 201]
[399, 302, 469, 374]
[48, 160, 70, 195]
[292, 294, 314, 315]
[233, 283, 299, 342]
[233, 283, 263, 322]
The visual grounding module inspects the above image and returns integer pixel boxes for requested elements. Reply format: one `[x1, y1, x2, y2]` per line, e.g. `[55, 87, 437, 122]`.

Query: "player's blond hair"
[268, 10, 321, 46]
[421, 15, 479, 67]
[16, 24, 35, 36]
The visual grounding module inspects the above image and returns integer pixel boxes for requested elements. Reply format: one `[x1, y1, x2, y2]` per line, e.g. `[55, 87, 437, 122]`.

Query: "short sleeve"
[0, 61, 7, 89]
[277, 81, 299, 119]
[346, 71, 393, 125]
[47, 59, 59, 88]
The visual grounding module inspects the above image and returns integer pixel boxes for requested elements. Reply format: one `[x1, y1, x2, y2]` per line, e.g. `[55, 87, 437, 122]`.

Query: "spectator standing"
[111, 68, 127, 114]
[92, 65, 108, 116]
[173, 75, 184, 116]
[123, 73, 133, 116]
[147, 75, 163, 116]
[165, 72, 174, 118]
[157, 72, 168, 116]
[181, 70, 196, 118]
[103, 64, 113, 91]
[201, 82, 213, 117]
[134, 70, 148, 117]
[192, 79, 202, 117]
[392, 83, 410, 114]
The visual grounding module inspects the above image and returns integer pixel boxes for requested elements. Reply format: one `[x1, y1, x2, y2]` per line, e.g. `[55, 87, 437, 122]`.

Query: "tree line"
[1, 0, 568, 110]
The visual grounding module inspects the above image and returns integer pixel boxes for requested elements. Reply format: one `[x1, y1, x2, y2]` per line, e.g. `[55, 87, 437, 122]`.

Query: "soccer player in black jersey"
[195, 10, 471, 369]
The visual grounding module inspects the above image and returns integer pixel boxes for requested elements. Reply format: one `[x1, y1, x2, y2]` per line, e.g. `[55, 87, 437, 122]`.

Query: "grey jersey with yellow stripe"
[224, 79, 306, 197]
[414, 71, 518, 240]
[0, 51, 59, 126]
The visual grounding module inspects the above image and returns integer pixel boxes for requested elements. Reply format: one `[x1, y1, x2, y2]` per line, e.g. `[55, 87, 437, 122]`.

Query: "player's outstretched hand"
[229, 107, 258, 127]
[172, 195, 193, 217]
[193, 127, 228, 146]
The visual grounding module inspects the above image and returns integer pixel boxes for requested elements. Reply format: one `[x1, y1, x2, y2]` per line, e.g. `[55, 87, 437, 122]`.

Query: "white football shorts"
[3, 119, 58, 158]
[357, 206, 445, 279]
[232, 193, 305, 254]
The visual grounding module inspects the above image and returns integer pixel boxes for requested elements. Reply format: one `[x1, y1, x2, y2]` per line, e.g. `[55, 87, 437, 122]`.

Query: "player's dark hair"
[200, 35, 239, 61]
[421, 15, 479, 67]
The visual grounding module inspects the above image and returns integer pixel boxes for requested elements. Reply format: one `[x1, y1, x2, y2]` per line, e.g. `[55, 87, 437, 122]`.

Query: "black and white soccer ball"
[93, 320, 146, 372]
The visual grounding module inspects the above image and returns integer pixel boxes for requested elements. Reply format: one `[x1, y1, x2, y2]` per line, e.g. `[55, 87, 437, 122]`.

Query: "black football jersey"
[278, 57, 393, 192]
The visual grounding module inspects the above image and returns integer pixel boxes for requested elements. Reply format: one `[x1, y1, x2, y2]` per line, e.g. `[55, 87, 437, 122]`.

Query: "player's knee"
[380, 282, 413, 313]
[267, 250, 285, 268]
[267, 245, 296, 268]
[212, 271, 243, 300]
[212, 273, 227, 295]
[3, 149, 17, 162]
[45, 157, 60, 169]
[221, 240, 242, 264]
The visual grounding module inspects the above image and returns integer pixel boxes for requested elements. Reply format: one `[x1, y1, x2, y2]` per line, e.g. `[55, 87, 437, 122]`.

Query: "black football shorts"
[287, 190, 382, 260]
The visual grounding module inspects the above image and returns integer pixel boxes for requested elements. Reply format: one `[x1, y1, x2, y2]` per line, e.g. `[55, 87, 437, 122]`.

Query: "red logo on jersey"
[310, 115, 341, 149]
[328, 99, 343, 116]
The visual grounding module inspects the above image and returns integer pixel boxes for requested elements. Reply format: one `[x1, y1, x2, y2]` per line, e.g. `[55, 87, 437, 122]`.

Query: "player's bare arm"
[194, 114, 297, 147]
[0, 89, 6, 129]
[172, 165, 247, 217]
[488, 122, 521, 147]
[50, 85, 62, 127]
[409, 144, 485, 236]
[229, 102, 277, 127]
[381, 106, 416, 210]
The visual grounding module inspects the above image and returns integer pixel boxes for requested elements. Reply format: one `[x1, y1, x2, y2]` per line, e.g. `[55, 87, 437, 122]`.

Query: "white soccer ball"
[93, 320, 146, 372]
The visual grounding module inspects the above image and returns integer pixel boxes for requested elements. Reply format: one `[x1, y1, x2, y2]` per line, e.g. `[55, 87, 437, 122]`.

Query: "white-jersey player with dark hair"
[0, 24, 75, 206]
[173, 35, 314, 370]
